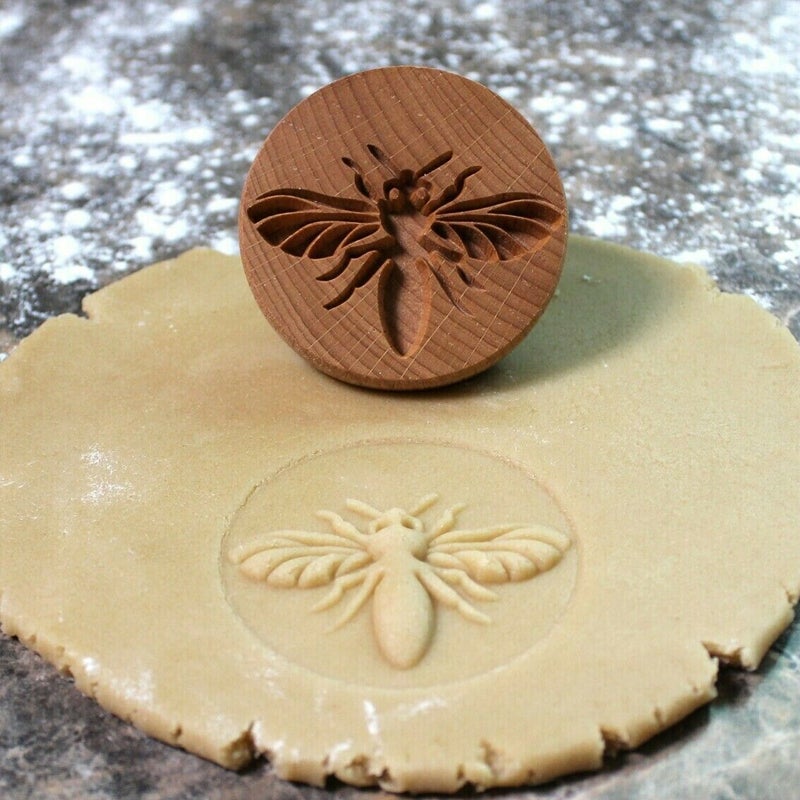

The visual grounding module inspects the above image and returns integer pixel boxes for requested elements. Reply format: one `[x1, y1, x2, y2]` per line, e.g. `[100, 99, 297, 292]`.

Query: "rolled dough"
[0, 236, 798, 792]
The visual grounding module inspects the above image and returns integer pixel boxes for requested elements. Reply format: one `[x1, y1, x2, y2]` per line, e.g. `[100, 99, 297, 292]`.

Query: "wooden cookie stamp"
[239, 66, 567, 390]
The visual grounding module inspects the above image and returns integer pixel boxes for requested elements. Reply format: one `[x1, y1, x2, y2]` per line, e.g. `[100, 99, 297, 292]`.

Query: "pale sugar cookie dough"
[0, 236, 798, 792]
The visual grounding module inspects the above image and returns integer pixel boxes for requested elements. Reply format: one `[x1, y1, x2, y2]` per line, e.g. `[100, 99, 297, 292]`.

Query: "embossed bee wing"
[229, 528, 371, 588]
[423, 192, 564, 263]
[247, 188, 391, 260]
[427, 524, 571, 583]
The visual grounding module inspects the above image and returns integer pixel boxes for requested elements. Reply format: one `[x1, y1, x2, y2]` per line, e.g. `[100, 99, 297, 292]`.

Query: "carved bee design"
[228, 494, 571, 669]
[245, 146, 564, 355]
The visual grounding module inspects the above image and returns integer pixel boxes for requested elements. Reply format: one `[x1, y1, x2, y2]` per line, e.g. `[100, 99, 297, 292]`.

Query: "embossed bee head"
[367, 508, 423, 532]
[350, 493, 436, 535]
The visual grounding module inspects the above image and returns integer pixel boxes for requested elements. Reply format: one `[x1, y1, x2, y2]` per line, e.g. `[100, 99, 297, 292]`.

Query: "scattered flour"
[0, 6, 25, 39]
[674, 249, 714, 267]
[0, 0, 798, 345]
[472, 2, 498, 22]
[60, 181, 90, 201]
[53, 264, 96, 284]
[80, 447, 134, 505]
[595, 116, 635, 147]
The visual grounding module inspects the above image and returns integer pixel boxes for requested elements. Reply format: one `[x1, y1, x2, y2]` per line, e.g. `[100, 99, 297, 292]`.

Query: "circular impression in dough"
[221, 440, 578, 686]
[0, 236, 798, 792]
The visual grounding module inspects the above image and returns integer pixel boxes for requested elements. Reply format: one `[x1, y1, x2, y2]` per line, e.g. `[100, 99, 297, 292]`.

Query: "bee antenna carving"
[366, 143, 402, 178]
[421, 164, 482, 215]
[341, 156, 373, 199]
[413, 150, 453, 181]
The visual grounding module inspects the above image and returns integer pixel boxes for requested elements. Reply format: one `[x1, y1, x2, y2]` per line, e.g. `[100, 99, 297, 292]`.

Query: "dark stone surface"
[1, 1, 798, 798]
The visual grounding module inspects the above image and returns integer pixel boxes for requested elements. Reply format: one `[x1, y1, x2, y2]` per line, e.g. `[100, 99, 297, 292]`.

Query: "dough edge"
[1, 235, 798, 792]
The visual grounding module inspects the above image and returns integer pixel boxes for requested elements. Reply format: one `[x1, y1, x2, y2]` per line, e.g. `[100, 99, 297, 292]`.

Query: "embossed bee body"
[229, 494, 571, 669]
[246, 146, 564, 356]
[367, 539, 435, 669]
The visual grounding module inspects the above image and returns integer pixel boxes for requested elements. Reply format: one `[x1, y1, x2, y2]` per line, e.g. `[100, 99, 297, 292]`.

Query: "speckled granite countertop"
[1, 1, 799, 798]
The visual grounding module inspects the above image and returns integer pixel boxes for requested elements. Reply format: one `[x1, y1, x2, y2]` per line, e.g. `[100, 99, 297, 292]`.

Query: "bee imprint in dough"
[229, 493, 571, 669]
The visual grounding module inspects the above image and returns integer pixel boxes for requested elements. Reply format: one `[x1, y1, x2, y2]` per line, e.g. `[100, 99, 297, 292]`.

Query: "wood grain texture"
[239, 66, 567, 390]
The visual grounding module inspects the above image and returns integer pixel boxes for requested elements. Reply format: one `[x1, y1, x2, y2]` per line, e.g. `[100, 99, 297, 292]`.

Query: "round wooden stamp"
[239, 66, 567, 390]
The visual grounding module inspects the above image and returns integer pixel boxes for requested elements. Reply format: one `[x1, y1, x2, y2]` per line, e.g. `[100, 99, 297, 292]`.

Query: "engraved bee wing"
[427, 524, 571, 583]
[423, 192, 564, 262]
[246, 188, 390, 260]
[228, 529, 371, 588]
